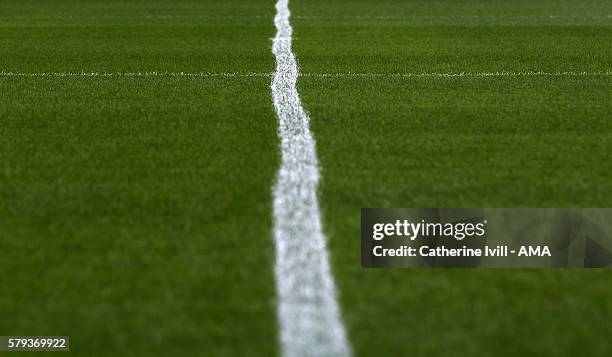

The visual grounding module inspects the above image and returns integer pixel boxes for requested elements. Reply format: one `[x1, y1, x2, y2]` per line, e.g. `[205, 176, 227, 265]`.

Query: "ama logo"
[518, 246, 551, 257]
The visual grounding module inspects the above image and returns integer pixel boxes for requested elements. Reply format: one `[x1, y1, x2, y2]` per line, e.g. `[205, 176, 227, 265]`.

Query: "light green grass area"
[292, 0, 612, 356]
[0, 1, 278, 356]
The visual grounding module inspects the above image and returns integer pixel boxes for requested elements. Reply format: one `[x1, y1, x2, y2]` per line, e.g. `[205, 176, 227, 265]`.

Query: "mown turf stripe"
[270, 1, 351, 357]
[2, 71, 610, 78]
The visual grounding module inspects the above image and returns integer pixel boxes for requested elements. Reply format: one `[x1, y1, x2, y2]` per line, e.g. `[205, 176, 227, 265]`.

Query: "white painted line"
[1, 70, 610, 78]
[300, 70, 612, 78]
[270, 1, 351, 357]
[1, 14, 610, 20]
[0, 15, 271, 20]
[0, 71, 271, 77]
[295, 14, 612, 19]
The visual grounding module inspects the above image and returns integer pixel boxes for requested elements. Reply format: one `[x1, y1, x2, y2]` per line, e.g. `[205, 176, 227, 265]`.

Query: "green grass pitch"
[1, 0, 611, 356]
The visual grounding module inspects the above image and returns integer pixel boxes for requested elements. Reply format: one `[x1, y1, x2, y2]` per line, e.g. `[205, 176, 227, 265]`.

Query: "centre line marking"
[270, 1, 351, 357]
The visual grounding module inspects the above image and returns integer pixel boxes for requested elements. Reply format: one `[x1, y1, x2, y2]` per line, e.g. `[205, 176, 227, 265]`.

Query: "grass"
[292, 0, 612, 356]
[1, 0, 611, 356]
[0, 1, 278, 356]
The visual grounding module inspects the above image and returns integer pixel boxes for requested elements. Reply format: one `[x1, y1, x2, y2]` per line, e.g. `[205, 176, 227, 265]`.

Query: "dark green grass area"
[0, 1, 278, 356]
[292, 0, 612, 356]
[0, 0, 274, 73]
